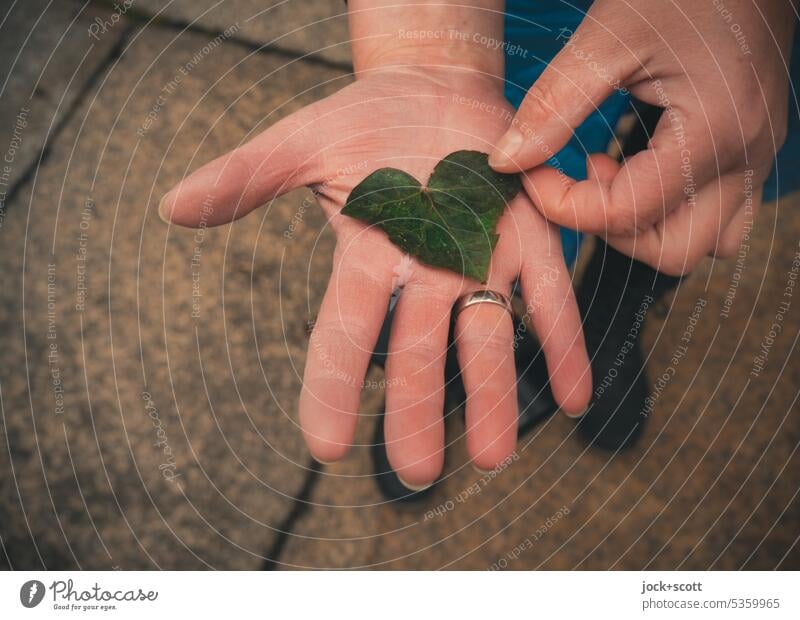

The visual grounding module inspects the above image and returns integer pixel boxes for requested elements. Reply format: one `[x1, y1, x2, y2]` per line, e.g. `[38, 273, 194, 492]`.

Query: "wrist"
[347, 0, 506, 79]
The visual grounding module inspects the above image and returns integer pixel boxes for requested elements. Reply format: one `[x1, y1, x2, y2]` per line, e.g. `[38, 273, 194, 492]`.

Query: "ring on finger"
[453, 289, 513, 319]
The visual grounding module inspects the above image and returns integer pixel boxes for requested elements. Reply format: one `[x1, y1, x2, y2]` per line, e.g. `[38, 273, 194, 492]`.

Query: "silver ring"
[454, 289, 513, 319]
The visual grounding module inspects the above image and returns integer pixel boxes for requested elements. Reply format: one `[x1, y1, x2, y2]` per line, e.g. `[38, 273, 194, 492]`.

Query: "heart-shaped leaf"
[341, 150, 521, 282]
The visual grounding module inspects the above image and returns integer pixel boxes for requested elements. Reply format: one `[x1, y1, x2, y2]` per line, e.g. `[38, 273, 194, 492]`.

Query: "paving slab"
[2, 1, 797, 572]
[132, 0, 352, 65]
[0, 0, 126, 200]
[0, 23, 351, 569]
[277, 195, 800, 570]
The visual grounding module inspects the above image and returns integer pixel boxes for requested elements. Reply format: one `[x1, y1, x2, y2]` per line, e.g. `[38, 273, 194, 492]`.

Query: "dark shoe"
[514, 314, 559, 436]
[575, 241, 680, 450]
[572, 101, 676, 450]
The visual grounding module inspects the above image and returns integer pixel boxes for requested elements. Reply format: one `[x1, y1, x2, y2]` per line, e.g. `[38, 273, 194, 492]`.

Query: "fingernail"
[311, 455, 336, 466]
[158, 193, 172, 223]
[489, 127, 524, 168]
[472, 464, 494, 475]
[397, 475, 433, 492]
[565, 407, 588, 419]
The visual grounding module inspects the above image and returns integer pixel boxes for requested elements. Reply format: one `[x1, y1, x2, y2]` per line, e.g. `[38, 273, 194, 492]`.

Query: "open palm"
[159, 66, 591, 488]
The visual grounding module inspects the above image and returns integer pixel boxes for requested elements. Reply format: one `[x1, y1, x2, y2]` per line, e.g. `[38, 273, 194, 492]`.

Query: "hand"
[489, 0, 796, 275]
[159, 67, 591, 488]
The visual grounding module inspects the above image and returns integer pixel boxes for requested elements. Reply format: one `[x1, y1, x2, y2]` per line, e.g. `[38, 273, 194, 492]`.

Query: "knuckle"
[605, 205, 645, 236]
[741, 117, 766, 150]
[607, 185, 657, 237]
[715, 223, 749, 259]
[520, 80, 561, 128]
[391, 339, 444, 366]
[458, 326, 513, 358]
[608, 217, 646, 237]
[714, 237, 740, 259]
[311, 318, 372, 355]
[738, 111, 784, 159]
[521, 261, 566, 315]
[407, 279, 460, 306]
[656, 254, 694, 277]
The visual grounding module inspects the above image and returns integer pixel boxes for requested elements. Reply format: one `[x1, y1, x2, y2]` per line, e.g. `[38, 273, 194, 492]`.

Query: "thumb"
[489, 18, 634, 173]
[159, 102, 325, 228]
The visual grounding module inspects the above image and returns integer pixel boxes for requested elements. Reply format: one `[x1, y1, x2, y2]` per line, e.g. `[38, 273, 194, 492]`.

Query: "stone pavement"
[0, 1, 798, 570]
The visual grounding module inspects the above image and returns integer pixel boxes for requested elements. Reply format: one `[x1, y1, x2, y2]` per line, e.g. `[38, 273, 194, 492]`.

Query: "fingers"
[454, 277, 518, 472]
[383, 282, 453, 489]
[521, 112, 726, 237]
[299, 249, 393, 463]
[159, 103, 324, 228]
[606, 172, 750, 275]
[489, 15, 634, 173]
[516, 152, 619, 234]
[587, 152, 620, 185]
[518, 212, 591, 416]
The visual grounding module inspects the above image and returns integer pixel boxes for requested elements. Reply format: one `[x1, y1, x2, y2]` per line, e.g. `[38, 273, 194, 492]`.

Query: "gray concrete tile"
[0, 23, 350, 569]
[0, 0, 127, 200]
[133, 0, 351, 65]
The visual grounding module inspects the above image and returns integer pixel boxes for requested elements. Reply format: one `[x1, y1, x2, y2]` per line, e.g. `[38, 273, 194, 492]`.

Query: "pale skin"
[489, 0, 796, 276]
[159, 0, 794, 488]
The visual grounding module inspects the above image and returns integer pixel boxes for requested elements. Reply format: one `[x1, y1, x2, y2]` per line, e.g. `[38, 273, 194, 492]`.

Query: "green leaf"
[341, 151, 521, 282]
